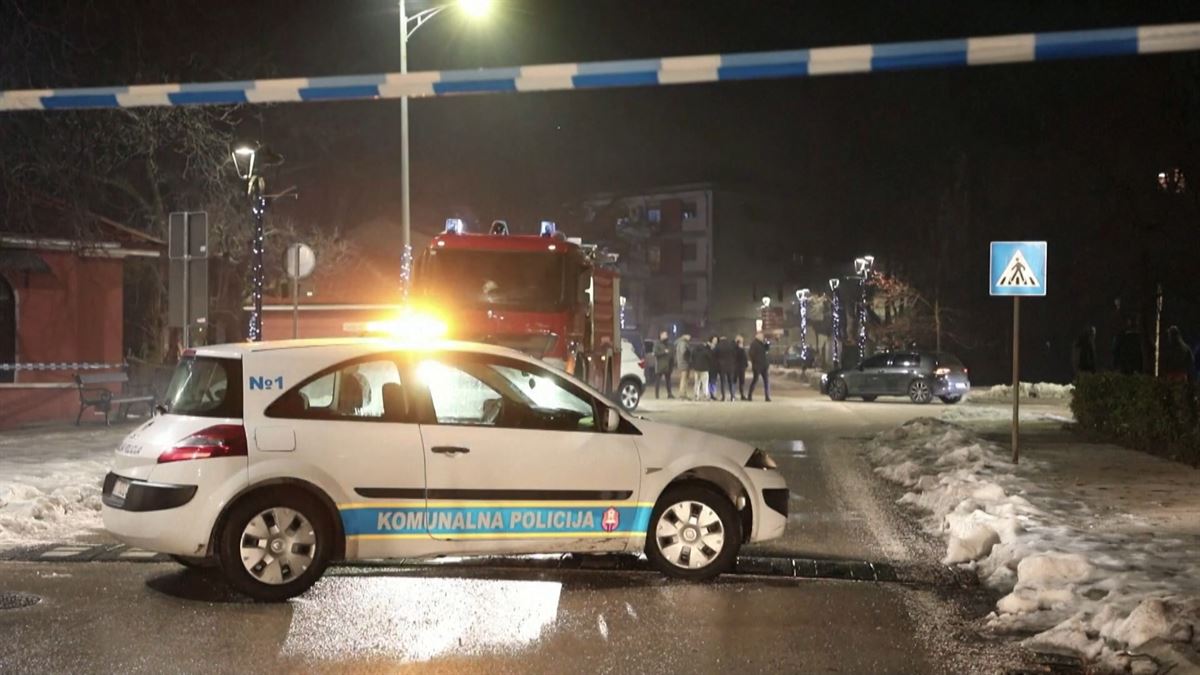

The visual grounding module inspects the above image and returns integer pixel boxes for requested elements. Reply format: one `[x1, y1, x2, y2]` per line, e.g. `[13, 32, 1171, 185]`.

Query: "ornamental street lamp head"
[459, 0, 494, 18]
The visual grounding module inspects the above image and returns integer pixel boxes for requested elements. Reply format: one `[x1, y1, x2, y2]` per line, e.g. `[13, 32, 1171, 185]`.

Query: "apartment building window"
[647, 208, 662, 223]
[681, 201, 698, 220]
[647, 245, 662, 272]
[681, 241, 698, 263]
[681, 281, 698, 302]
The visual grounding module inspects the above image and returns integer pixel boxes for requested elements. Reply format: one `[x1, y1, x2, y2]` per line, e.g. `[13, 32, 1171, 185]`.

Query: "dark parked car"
[820, 351, 970, 404]
[781, 344, 812, 369]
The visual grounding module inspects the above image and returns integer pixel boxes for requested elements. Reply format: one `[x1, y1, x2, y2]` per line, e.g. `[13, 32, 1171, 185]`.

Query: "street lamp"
[795, 288, 811, 364]
[828, 278, 842, 369]
[231, 141, 283, 342]
[398, 0, 495, 298]
[853, 255, 875, 362]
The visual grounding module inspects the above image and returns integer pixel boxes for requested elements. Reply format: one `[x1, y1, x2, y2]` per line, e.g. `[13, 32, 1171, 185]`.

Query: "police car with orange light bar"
[102, 337, 788, 601]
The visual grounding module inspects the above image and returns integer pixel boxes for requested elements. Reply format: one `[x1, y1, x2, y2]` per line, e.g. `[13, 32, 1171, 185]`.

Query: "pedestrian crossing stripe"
[995, 249, 1040, 288]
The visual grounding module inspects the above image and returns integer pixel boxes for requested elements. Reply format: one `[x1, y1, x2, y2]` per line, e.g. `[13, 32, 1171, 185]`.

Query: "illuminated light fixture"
[459, 0, 493, 19]
[829, 278, 840, 291]
[444, 218, 465, 234]
[540, 220, 557, 237]
[436, 240, 446, 247]
[490, 220, 509, 235]
[761, 295, 771, 308]
[795, 288, 810, 301]
[363, 309, 449, 340]
[547, 244, 557, 251]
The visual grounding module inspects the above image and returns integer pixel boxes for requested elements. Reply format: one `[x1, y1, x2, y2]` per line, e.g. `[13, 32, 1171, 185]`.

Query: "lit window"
[681, 201, 698, 220]
[647, 208, 662, 223]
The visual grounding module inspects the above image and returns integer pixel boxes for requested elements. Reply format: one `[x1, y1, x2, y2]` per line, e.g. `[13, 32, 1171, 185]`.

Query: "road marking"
[118, 550, 160, 559]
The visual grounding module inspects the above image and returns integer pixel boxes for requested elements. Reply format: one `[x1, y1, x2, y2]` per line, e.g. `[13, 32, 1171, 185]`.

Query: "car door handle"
[431, 446, 471, 455]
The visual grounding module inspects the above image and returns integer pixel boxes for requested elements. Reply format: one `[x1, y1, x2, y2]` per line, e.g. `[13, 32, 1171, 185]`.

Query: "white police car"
[102, 338, 788, 601]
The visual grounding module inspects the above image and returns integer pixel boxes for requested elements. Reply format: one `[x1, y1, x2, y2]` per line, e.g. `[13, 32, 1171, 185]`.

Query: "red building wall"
[0, 250, 126, 428]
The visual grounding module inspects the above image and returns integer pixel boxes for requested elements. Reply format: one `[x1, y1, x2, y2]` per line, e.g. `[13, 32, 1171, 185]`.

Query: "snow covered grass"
[0, 426, 124, 546]
[867, 418, 1200, 673]
[971, 382, 1074, 402]
[769, 366, 826, 388]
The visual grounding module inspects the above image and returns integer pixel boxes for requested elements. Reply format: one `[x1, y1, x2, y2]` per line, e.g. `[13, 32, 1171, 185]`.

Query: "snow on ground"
[866, 418, 1200, 673]
[940, 404, 1074, 425]
[769, 366, 825, 388]
[0, 425, 125, 547]
[970, 382, 1074, 402]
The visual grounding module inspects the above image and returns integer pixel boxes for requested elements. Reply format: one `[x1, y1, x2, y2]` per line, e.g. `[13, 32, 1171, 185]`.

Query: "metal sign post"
[284, 243, 316, 339]
[989, 241, 1047, 464]
[168, 212, 209, 348]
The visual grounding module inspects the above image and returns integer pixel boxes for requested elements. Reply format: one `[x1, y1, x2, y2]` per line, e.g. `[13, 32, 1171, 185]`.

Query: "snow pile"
[867, 418, 1200, 673]
[769, 366, 826, 388]
[971, 382, 1074, 402]
[940, 405, 1074, 425]
[0, 427, 118, 546]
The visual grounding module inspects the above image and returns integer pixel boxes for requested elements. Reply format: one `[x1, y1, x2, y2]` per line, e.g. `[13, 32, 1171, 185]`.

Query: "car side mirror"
[602, 406, 621, 433]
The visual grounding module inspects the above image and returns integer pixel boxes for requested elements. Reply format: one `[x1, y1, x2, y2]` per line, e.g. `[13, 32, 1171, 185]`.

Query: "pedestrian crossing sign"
[990, 241, 1047, 297]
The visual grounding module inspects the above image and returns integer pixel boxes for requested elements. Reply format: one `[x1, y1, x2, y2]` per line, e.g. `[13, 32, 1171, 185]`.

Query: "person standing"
[1161, 325, 1195, 383]
[652, 331, 675, 399]
[748, 332, 771, 401]
[674, 334, 692, 400]
[707, 336, 720, 400]
[1072, 326, 1097, 379]
[734, 335, 749, 400]
[690, 337, 712, 401]
[715, 336, 737, 402]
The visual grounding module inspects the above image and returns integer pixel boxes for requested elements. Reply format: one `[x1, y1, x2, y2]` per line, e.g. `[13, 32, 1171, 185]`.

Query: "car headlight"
[820, 373, 829, 383]
[745, 448, 777, 470]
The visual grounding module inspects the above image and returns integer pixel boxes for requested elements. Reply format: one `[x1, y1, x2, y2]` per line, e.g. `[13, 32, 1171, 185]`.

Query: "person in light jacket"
[674, 334, 692, 400]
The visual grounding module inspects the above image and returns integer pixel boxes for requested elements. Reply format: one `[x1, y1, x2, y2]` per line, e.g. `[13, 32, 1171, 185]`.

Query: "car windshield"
[163, 356, 242, 418]
[417, 248, 568, 311]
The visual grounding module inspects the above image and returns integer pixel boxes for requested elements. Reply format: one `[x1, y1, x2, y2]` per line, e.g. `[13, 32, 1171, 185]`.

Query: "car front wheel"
[828, 379, 849, 401]
[908, 379, 933, 404]
[217, 488, 333, 602]
[618, 377, 643, 411]
[645, 484, 741, 581]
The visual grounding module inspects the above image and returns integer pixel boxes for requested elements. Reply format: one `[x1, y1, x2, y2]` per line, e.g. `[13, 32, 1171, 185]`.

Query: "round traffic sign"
[285, 243, 316, 279]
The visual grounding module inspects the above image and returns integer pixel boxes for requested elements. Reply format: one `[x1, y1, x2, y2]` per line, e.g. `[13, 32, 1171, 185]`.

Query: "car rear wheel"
[828, 379, 848, 401]
[908, 379, 933, 404]
[217, 488, 333, 602]
[618, 377, 643, 411]
[940, 395, 962, 404]
[862, 395, 877, 402]
[645, 484, 741, 581]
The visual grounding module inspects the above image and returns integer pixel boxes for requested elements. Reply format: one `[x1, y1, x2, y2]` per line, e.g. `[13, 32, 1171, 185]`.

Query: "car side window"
[416, 356, 598, 432]
[892, 353, 922, 368]
[862, 354, 890, 369]
[267, 357, 411, 422]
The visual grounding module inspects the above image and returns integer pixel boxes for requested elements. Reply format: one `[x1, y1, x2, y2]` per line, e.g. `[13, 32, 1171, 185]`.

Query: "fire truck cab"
[412, 227, 622, 394]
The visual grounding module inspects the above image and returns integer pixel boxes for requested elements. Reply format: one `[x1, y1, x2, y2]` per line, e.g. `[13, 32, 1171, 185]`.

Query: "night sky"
[5, 0, 1200, 380]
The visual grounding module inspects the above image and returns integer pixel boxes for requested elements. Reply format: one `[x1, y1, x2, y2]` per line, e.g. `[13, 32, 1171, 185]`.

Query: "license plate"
[956, 382, 968, 390]
[112, 478, 130, 500]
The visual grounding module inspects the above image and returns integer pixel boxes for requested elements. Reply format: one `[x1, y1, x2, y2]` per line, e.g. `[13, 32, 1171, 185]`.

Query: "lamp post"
[231, 142, 283, 342]
[795, 288, 810, 363]
[828, 278, 841, 369]
[854, 255, 875, 362]
[398, 0, 493, 297]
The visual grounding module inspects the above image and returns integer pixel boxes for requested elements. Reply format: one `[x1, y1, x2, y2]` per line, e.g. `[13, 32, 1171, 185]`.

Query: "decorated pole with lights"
[828, 278, 841, 369]
[854, 255, 875, 363]
[231, 142, 282, 342]
[795, 288, 810, 363]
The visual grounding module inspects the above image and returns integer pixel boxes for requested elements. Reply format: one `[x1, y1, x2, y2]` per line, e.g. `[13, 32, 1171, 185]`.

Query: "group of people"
[650, 331, 772, 402]
[1073, 322, 1197, 382]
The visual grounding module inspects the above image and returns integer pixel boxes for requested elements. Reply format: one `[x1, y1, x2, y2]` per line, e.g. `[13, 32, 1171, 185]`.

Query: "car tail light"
[158, 425, 248, 464]
[935, 367, 951, 376]
[638, 359, 646, 369]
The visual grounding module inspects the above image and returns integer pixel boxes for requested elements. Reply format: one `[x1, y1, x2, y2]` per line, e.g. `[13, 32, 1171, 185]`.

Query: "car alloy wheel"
[619, 379, 642, 411]
[656, 501, 726, 570]
[909, 379, 933, 404]
[239, 507, 318, 586]
[829, 379, 848, 401]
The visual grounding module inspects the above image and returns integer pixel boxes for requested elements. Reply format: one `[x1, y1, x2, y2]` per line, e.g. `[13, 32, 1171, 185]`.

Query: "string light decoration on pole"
[828, 278, 841, 369]
[795, 288, 811, 364]
[854, 255, 875, 363]
[231, 142, 283, 342]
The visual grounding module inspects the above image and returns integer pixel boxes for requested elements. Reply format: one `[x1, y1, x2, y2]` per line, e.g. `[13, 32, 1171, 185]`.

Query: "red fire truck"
[411, 224, 622, 394]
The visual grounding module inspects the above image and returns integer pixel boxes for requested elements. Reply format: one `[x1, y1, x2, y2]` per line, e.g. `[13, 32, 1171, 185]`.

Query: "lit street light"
[828, 278, 842, 369]
[854, 255, 875, 363]
[398, 0, 494, 297]
[231, 141, 283, 342]
[795, 288, 810, 364]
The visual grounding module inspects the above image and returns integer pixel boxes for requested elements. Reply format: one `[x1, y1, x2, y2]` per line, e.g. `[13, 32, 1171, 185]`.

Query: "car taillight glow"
[638, 359, 646, 369]
[158, 425, 248, 464]
[935, 367, 951, 376]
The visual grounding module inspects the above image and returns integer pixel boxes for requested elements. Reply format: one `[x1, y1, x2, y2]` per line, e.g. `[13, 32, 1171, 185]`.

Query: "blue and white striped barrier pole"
[2, 23, 1198, 111]
[0, 362, 127, 371]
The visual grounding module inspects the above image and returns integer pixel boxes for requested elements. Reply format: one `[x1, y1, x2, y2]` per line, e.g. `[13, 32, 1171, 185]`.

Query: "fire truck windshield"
[417, 249, 569, 311]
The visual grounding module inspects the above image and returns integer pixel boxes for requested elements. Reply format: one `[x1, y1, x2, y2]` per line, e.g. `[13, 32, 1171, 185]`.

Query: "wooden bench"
[74, 371, 155, 425]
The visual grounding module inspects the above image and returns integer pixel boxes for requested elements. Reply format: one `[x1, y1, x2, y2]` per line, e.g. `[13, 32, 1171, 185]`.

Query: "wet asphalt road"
[0, 383, 1037, 674]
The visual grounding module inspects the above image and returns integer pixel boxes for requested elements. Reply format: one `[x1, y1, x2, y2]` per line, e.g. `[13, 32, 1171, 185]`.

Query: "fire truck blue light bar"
[2, 23, 1198, 111]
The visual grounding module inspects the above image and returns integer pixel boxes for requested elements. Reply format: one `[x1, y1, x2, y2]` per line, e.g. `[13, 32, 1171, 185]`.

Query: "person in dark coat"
[1161, 325, 1195, 383]
[652, 331, 675, 399]
[706, 336, 720, 400]
[748, 332, 771, 401]
[689, 337, 713, 401]
[734, 335, 749, 400]
[714, 336, 738, 402]
[1112, 318, 1144, 375]
[1072, 326, 1097, 379]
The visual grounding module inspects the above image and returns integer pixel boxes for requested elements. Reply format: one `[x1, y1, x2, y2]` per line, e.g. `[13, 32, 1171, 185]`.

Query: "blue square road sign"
[990, 241, 1047, 297]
